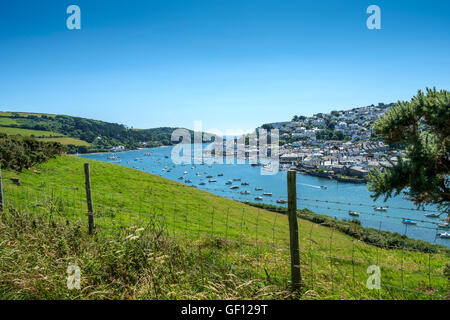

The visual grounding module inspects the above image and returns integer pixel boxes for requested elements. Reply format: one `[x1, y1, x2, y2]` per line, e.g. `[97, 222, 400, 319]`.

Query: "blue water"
[81, 146, 449, 247]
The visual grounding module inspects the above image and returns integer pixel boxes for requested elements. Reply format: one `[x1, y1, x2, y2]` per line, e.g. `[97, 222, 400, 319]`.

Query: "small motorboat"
[263, 192, 272, 196]
[425, 213, 440, 218]
[199, 182, 206, 186]
[402, 218, 417, 225]
[208, 179, 217, 183]
[348, 210, 360, 217]
[225, 180, 233, 185]
[233, 178, 241, 181]
[178, 176, 184, 180]
[254, 196, 263, 200]
[374, 207, 388, 212]
[240, 191, 250, 195]
[230, 185, 239, 189]
[183, 171, 188, 175]
[437, 222, 449, 229]
[206, 175, 213, 178]
[438, 232, 450, 239]
[218, 173, 224, 176]
[255, 187, 263, 191]
[241, 182, 249, 186]
[276, 200, 287, 204]
[184, 179, 192, 183]
[320, 185, 327, 189]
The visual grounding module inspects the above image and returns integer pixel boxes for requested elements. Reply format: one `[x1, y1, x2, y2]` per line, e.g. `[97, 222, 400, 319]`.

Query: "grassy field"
[0, 127, 90, 146]
[0, 127, 62, 137]
[1, 155, 448, 299]
[36, 137, 90, 146]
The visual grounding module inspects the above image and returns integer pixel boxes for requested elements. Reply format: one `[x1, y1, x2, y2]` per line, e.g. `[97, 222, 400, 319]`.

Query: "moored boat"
[348, 210, 360, 217]
[438, 232, 450, 239]
[402, 218, 417, 225]
[425, 213, 440, 218]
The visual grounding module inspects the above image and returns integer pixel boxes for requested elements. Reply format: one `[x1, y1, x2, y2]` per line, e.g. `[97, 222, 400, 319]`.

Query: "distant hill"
[0, 111, 191, 153]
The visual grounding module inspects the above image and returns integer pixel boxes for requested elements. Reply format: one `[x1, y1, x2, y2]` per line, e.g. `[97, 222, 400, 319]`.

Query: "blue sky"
[0, 0, 449, 132]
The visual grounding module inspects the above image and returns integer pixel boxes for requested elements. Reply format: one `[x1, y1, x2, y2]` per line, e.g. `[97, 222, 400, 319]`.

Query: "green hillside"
[1, 155, 448, 299]
[0, 111, 190, 153]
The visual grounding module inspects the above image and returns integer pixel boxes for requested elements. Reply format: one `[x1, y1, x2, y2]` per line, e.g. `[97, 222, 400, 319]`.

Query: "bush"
[0, 133, 65, 171]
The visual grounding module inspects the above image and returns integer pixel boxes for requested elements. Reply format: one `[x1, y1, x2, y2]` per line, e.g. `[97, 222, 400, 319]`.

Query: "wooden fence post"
[0, 164, 3, 212]
[287, 169, 302, 290]
[84, 163, 94, 234]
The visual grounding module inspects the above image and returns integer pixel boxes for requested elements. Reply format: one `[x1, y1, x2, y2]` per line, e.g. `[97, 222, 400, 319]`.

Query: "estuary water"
[81, 146, 449, 247]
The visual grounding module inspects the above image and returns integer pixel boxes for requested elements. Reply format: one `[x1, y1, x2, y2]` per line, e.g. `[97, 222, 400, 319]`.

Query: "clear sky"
[0, 0, 449, 133]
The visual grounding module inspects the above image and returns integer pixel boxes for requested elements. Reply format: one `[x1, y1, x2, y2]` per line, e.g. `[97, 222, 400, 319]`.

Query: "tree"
[368, 88, 450, 217]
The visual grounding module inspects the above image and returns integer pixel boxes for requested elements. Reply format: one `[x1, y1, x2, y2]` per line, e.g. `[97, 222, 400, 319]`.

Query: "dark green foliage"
[0, 133, 65, 171]
[369, 88, 450, 216]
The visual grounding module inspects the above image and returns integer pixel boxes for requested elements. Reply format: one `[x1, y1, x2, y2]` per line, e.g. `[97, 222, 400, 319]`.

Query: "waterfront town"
[258, 102, 403, 182]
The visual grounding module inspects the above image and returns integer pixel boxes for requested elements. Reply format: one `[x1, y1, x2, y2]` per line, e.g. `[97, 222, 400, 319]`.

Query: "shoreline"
[71, 145, 171, 156]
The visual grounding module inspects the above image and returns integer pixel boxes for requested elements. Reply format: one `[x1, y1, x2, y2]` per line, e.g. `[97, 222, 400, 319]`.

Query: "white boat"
[438, 232, 450, 239]
[263, 192, 272, 196]
[348, 210, 360, 217]
[240, 191, 250, 195]
[183, 171, 188, 175]
[254, 196, 263, 200]
[225, 180, 232, 185]
[374, 206, 388, 212]
[230, 185, 239, 189]
[208, 179, 217, 183]
[320, 185, 327, 189]
[425, 213, 440, 218]
[255, 187, 263, 191]
[241, 182, 249, 186]
[276, 200, 287, 204]
[437, 222, 449, 229]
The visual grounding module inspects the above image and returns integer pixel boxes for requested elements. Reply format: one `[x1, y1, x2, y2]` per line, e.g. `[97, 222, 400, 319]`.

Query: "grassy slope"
[0, 127, 90, 146]
[1, 155, 448, 299]
[0, 127, 63, 137]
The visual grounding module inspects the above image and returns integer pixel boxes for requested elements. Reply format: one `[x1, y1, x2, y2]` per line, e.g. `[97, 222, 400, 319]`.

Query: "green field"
[0, 126, 63, 137]
[0, 127, 90, 146]
[0, 155, 448, 299]
[37, 137, 90, 146]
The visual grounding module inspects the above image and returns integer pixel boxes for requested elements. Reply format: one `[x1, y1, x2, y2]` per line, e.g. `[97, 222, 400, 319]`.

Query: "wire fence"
[0, 165, 449, 300]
